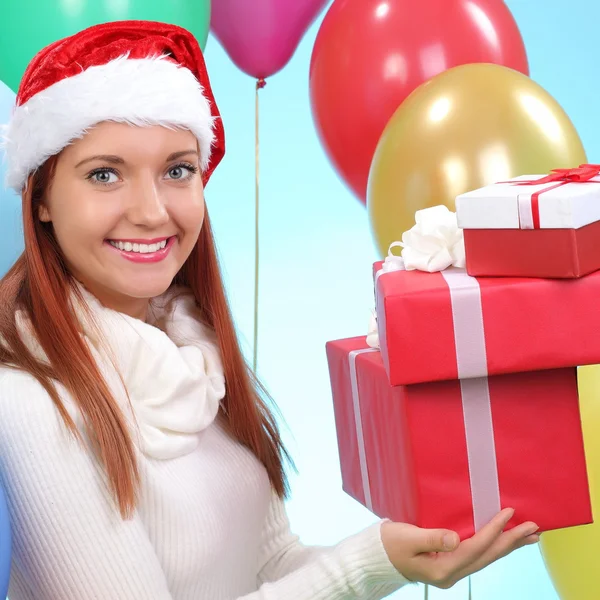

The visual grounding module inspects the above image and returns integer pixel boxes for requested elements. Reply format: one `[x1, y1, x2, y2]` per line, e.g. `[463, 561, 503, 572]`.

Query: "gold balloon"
[367, 63, 587, 257]
[539, 365, 600, 600]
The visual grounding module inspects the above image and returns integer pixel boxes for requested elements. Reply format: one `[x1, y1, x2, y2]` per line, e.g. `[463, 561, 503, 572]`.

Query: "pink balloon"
[211, 0, 329, 80]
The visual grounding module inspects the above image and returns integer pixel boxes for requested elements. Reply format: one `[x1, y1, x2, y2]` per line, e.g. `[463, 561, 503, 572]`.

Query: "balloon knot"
[256, 78, 267, 90]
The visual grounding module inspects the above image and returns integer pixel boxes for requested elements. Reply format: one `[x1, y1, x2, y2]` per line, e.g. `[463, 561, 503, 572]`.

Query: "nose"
[125, 174, 169, 228]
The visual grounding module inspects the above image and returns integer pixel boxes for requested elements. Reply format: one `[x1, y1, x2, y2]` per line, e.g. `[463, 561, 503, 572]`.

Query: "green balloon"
[0, 0, 211, 92]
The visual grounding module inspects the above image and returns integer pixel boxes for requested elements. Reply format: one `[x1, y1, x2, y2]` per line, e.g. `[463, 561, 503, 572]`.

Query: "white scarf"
[16, 285, 226, 460]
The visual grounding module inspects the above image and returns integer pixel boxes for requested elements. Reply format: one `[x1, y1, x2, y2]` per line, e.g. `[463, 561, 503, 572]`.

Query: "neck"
[75, 279, 149, 321]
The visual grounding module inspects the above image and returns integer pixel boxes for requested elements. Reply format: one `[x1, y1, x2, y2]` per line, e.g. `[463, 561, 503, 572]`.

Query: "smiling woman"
[0, 20, 410, 600]
[0, 18, 537, 600]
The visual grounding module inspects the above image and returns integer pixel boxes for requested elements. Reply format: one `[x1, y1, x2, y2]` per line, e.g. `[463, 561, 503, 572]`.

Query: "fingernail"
[525, 524, 539, 536]
[504, 508, 515, 521]
[443, 533, 458, 550]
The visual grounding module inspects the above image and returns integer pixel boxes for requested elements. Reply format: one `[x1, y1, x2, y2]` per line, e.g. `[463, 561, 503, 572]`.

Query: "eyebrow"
[74, 149, 199, 169]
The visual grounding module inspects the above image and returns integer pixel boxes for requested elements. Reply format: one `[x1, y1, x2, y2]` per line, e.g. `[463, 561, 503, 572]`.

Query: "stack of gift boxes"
[326, 166, 600, 540]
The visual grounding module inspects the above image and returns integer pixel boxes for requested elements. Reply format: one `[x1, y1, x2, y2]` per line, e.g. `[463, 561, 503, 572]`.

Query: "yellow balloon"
[539, 365, 600, 600]
[367, 63, 587, 257]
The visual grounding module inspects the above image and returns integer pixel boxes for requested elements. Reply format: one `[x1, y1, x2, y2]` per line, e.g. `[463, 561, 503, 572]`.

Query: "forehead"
[62, 122, 199, 162]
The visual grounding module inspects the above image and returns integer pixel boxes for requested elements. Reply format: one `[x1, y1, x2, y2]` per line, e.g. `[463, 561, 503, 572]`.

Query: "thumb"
[413, 528, 460, 554]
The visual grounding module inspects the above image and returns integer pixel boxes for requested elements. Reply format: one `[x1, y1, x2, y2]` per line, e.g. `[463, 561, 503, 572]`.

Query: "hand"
[381, 508, 539, 589]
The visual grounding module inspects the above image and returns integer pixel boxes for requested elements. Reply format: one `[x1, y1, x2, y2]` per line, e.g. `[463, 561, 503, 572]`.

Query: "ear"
[38, 203, 51, 223]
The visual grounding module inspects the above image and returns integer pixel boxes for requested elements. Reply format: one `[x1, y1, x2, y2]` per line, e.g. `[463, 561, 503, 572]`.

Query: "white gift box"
[454, 167, 600, 278]
[456, 173, 600, 230]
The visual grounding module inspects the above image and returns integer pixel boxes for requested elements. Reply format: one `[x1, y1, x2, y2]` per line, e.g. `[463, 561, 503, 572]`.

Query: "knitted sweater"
[0, 286, 410, 599]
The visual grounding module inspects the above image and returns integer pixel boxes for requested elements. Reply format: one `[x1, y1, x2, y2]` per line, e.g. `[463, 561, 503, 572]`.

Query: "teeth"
[109, 239, 169, 253]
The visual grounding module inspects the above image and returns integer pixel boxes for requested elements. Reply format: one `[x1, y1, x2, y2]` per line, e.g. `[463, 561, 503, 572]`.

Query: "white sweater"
[0, 286, 410, 599]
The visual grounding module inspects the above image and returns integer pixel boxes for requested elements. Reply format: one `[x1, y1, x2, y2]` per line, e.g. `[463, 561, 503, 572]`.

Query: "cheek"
[50, 201, 120, 253]
[59, 211, 108, 238]
[174, 195, 205, 237]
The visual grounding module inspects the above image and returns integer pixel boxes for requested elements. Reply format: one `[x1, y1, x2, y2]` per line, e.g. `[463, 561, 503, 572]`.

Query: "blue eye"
[167, 162, 199, 181]
[85, 162, 199, 187]
[86, 168, 120, 186]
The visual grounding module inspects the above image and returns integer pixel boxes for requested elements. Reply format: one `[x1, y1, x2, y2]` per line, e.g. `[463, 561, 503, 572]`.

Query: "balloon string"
[423, 574, 470, 597]
[251, 69, 478, 600]
[253, 78, 266, 374]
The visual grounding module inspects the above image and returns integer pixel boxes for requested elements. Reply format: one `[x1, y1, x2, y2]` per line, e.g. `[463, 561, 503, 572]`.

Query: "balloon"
[0, 80, 23, 278]
[0, 0, 211, 92]
[0, 481, 10, 599]
[211, 0, 328, 80]
[367, 63, 586, 257]
[310, 0, 529, 204]
[540, 365, 600, 600]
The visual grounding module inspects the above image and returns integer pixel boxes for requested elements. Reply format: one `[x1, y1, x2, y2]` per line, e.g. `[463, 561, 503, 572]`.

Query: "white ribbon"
[440, 269, 501, 531]
[368, 204, 466, 350]
[381, 241, 406, 273]
[348, 347, 379, 512]
[518, 194, 535, 230]
[398, 205, 466, 272]
[367, 242, 406, 350]
[367, 265, 500, 531]
[363, 206, 500, 529]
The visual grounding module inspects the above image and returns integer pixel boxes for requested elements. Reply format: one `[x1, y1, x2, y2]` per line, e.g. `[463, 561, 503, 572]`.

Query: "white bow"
[399, 205, 465, 272]
[381, 241, 406, 273]
[367, 206, 466, 349]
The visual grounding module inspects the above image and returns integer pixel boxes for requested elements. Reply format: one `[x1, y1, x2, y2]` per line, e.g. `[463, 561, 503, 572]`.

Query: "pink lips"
[105, 236, 176, 263]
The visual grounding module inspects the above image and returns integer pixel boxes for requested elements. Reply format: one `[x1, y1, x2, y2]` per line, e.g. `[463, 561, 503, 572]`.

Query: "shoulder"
[0, 366, 93, 502]
[0, 363, 57, 403]
[0, 365, 76, 443]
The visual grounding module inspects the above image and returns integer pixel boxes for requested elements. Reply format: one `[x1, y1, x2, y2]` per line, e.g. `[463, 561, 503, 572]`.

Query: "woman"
[0, 20, 539, 600]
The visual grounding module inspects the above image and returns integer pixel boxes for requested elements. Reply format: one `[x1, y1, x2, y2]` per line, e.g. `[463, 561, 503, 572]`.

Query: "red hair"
[0, 157, 291, 518]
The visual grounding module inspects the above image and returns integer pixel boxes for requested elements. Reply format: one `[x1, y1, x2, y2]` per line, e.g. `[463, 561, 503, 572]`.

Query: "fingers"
[410, 527, 460, 554]
[490, 520, 539, 557]
[476, 520, 540, 565]
[437, 508, 514, 573]
[406, 512, 538, 590]
[410, 508, 512, 564]
[451, 521, 540, 582]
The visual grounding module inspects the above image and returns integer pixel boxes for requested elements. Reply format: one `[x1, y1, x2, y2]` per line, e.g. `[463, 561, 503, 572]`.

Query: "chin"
[117, 277, 175, 300]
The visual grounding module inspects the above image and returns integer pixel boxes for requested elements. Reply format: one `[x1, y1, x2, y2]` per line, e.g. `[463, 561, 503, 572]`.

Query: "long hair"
[0, 156, 291, 518]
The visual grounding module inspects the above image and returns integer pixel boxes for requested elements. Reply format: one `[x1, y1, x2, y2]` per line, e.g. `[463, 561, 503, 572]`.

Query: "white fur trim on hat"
[1, 54, 215, 192]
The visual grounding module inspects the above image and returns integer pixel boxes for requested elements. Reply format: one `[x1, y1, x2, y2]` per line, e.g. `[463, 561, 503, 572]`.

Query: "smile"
[105, 236, 176, 263]
[108, 239, 168, 253]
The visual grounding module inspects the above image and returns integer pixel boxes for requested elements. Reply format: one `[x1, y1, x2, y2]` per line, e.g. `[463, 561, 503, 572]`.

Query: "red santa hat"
[2, 20, 225, 192]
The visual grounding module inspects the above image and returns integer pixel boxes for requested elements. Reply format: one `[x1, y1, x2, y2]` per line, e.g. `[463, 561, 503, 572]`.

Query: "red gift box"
[455, 167, 600, 279]
[462, 223, 600, 279]
[373, 263, 600, 386]
[326, 336, 593, 540]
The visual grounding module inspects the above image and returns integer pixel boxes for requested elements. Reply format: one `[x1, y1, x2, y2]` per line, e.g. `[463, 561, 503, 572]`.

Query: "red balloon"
[309, 0, 529, 204]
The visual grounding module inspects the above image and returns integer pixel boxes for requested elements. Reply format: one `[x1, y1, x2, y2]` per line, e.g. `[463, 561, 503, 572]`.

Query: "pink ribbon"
[348, 347, 379, 511]
[440, 269, 501, 531]
[367, 267, 501, 531]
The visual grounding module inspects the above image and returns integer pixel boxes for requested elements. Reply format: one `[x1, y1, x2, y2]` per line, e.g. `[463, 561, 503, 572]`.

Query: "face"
[40, 121, 205, 319]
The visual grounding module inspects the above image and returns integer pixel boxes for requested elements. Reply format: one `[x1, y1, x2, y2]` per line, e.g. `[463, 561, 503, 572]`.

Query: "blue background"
[1, 1, 597, 598]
